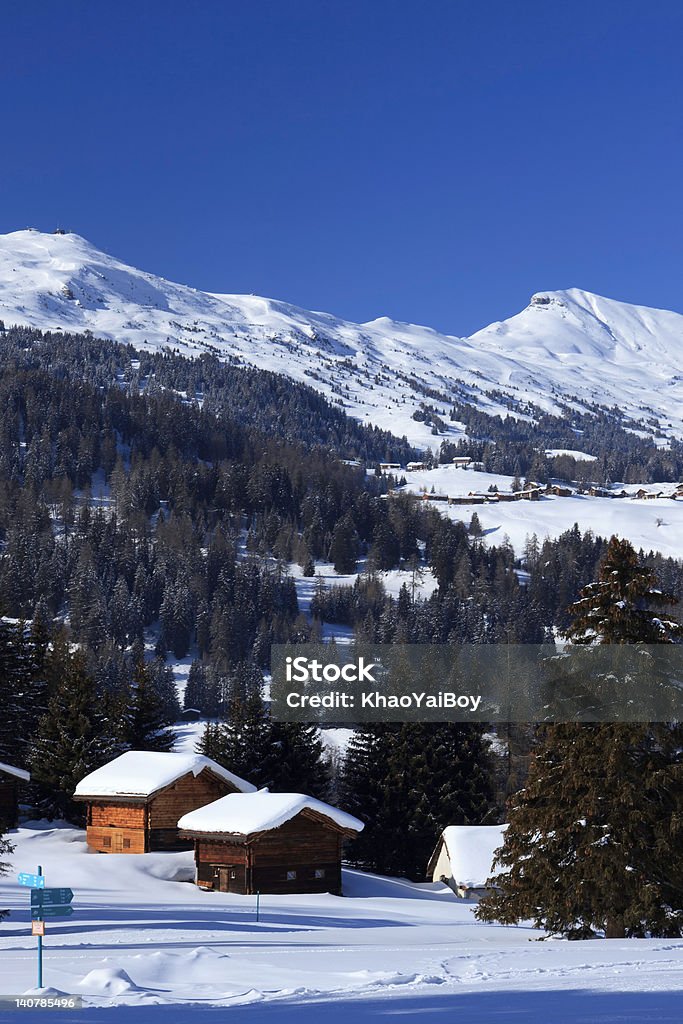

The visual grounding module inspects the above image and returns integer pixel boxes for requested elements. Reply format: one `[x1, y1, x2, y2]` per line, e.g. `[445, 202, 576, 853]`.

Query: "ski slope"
[2, 230, 683, 450]
[0, 822, 681, 1022]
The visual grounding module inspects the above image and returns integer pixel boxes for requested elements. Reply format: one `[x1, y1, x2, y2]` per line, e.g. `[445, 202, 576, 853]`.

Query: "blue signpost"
[17, 873, 44, 889]
[18, 868, 75, 988]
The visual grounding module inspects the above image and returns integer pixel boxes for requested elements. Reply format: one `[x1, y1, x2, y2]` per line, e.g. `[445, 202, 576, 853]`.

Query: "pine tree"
[565, 535, 682, 644]
[29, 645, 118, 821]
[117, 662, 176, 752]
[269, 722, 331, 799]
[0, 619, 49, 768]
[184, 660, 208, 712]
[342, 723, 495, 879]
[198, 689, 330, 797]
[328, 514, 358, 574]
[198, 691, 277, 789]
[339, 724, 401, 872]
[477, 537, 683, 938]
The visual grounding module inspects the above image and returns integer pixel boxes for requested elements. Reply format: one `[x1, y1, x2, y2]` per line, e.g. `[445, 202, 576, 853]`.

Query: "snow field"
[0, 823, 682, 1021]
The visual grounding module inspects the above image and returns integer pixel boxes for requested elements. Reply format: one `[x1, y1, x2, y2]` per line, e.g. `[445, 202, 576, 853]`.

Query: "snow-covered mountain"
[1, 228, 683, 449]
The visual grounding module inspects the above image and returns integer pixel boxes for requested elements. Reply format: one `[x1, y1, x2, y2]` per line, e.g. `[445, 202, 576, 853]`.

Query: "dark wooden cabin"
[73, 751, 256, 854]
[0, 761, 30, 828]
[178, 791, 364, 896]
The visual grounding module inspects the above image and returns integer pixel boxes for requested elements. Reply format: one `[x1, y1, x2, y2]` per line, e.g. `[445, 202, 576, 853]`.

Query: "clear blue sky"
[2, 0, 683, 335]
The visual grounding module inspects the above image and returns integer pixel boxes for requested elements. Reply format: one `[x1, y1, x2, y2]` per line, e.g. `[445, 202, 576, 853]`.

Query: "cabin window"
[314, 869, 326, 879]
[286, 870, 297, 881]
[102, 836, 111, 848]
[123, 838, 131, 849]
[230, 870, 236, 879]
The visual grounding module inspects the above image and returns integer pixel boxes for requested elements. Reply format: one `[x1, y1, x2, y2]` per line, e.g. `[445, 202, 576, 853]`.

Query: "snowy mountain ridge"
[1, 228, 683, 449]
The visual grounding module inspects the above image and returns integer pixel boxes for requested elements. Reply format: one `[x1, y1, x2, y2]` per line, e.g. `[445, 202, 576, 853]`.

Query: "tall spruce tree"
[29, 644, 119, 822]
[342, 723, 495, 879]
[198, 689, 330, 798]
[0, 619, 49, 768]
[339, 724, 402, 872]
[116, 661, 176, 752]
[477, 537, 683, 938]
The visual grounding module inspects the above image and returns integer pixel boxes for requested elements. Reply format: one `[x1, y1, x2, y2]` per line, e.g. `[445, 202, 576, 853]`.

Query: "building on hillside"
[406, 461, 426, 471]
[179, 790, 364, 896]
[379, 462, 401, 472]
[547, 484, 573, 497]
[452, 457, 472, 468]
[427, 824, 507, 900]
[0, 761, 30, 828]
[74, 751, 256, 854]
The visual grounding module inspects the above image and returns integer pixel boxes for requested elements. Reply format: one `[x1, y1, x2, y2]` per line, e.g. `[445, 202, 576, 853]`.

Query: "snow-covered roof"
[73, 751, 256, 800]
[431, 824, 507, 887]
[178, 790, 364, 837]
[0, 760, 30, 782]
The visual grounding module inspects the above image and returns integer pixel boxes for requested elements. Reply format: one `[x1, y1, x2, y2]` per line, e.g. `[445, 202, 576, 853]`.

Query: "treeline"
[0, 325, 415, 464]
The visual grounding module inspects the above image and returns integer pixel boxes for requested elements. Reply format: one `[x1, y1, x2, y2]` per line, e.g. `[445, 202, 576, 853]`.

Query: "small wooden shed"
[0, 760, 30, 828]
[178, 790, 364, 896]
[427, 824, 507, 900]
[74, 751, 256, 854]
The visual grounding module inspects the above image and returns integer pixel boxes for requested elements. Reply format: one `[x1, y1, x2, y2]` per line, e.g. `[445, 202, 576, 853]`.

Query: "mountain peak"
[1, 228, 683, 446]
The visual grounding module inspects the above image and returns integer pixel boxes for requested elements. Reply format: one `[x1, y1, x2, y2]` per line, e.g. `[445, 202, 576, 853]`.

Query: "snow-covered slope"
[1, 821, 682, 1015]
[2, 229, 683, 449]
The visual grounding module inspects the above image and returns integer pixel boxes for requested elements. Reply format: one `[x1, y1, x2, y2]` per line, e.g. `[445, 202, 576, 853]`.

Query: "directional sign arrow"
[18, 873, 45, 888]
[31, 888, 74, 907]
[32, 905, 74, 920]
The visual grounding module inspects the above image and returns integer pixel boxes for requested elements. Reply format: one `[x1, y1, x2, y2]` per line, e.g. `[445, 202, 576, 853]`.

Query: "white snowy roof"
[0, 760, 30, 782]
[435, 824, 507, 887]
[178, 790, 364, 837]
[73, 751, 256, 799]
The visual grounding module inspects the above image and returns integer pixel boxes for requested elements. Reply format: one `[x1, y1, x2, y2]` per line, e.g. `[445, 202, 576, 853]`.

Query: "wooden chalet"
[547, 484, 573, 497]
[178, 790, 364, 896]
[0, 760, 30, 828]
[74, 751, 256, 854]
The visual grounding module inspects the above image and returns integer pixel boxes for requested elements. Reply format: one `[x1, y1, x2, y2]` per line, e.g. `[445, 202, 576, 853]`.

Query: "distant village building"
[452, 457, 472, 468]
[448, 495, 479, 505]
[547, 484, 573, 497]
[406, 462, 426, 471]
[427, 824, 507, 900]
[179, 790, 364, 896]
[0, 761, 30, 828]
[379, 462, 402, 472]
[74, 752, 256, 854]
[424, 493, 449, 502]
[632, 488, 663, 500]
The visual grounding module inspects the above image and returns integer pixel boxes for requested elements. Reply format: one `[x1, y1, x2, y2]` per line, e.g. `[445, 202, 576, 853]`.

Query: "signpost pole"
[37, 866, 43, 990]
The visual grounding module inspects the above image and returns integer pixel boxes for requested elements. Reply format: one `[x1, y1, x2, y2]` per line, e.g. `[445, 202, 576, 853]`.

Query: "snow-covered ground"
[3, 230, 683, 450]
[1, 822, 681, 1022]
[400, 467, 683, 559]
